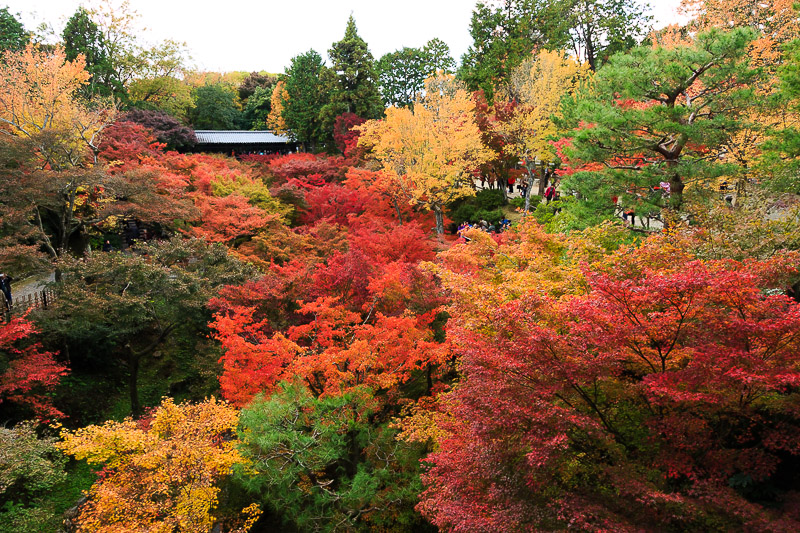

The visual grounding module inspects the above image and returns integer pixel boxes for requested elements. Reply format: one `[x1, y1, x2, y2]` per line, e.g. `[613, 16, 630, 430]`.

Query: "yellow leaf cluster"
[0, 43, 116, 168]
[499, 50, 592, 164]
[267, 80, 288, 135]
[358, 74, 494, 217]
[58, 397, 259, 533]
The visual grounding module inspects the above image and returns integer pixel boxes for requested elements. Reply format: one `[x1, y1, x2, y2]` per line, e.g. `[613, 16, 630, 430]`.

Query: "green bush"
[0, 423, 94, 533]
[448, 189, 507, 224]
[235, 382, 434, 532]
[509, 197, 525, 209]
[533, 198, 565, 225]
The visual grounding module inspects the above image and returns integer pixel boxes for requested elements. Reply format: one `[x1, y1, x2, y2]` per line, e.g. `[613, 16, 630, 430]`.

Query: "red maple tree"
[419, 234, 800, 531]
[0, 317, 68, 419]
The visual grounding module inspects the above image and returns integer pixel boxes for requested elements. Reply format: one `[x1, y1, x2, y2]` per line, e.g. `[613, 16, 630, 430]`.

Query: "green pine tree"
[62, 7, 119, 97]
[0, 7, 27, 52]
[324, 15, 383, 121]
[558, 28, 760, 227]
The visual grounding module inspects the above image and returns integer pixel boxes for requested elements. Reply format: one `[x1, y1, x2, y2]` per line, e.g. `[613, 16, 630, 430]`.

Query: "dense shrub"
[121, 109, 197, 151]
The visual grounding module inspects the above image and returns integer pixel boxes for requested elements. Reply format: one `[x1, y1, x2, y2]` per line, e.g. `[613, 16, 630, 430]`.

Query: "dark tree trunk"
[393, 198, 404, 225]
[523, 167, 537, 214]
[538, 168, 549, 197]
[434, 205, 445, 235]
[585, 27, 597, 71]
[124, 324, 176, 418]
[668, 165, 685, 210]
[497, 177, 508, 201]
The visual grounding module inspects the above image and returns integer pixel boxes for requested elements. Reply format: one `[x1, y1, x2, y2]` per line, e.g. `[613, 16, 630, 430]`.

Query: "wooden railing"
[2, 288, 57, 322]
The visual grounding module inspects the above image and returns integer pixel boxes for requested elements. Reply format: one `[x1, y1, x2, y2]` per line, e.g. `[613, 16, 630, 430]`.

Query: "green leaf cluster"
[62, 8, 119, 98]
[0, 7, 27, 52]
[236, 382, 433, 532]
[189, 84, 244, 130]
[560, 28, 760, 219]
[377, 38, 456, 109]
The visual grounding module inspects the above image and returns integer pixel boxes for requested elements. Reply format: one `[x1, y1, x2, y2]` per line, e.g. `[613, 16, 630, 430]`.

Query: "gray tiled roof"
[194, 130, 292, 144]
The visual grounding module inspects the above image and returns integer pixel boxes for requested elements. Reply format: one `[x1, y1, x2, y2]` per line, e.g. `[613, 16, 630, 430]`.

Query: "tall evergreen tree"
[62, 7, 118, 97]
[0, 6, 27, 51]
[325, 15, 383, 119]
[458, 0, 568, 104]
[283, 50, 332, 151]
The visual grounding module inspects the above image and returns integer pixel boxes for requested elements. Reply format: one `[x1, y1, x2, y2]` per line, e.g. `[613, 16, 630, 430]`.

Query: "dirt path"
[14, 272, 55, 301]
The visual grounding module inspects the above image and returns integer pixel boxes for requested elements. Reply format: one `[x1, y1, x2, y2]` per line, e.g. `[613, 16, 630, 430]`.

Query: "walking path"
[14, 272, 55, 301]
[478, 180, 664, 231]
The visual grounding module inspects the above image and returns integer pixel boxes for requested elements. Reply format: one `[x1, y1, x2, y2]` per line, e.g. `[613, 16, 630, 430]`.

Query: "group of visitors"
[457, 218, 512, 238]
[478, 175, 559, 200]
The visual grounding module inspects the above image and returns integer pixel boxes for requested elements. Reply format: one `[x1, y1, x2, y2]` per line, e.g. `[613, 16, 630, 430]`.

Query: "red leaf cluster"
[420, 235, 800, 531]
[0, 317, 67, 419]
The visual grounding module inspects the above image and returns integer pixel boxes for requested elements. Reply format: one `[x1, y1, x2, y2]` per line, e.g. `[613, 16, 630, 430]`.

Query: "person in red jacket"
[544, 184, 555, 203]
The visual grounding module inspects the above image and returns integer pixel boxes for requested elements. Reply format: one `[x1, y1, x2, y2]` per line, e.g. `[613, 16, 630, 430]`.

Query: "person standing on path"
[0, 273, 13, 310]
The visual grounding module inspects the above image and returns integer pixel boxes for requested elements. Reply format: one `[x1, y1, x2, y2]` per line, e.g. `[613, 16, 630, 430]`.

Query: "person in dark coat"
[0, 273, 13, 309]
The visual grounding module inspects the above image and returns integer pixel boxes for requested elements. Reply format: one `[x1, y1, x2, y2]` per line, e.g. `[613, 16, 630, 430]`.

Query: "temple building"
[191, 130, 297, 155]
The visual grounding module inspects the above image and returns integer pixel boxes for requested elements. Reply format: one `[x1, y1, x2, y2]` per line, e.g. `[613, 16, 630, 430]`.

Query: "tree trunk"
[523, 167, 536, 214]
[538, 168, 549, 197]
[434, 205, 445, 235]
[668, 174, 684, 210]
[128, 349, 141, 418]
[393, 198, 404, 225]
[497, 177, 508, 201]
[585, 24, 597, 72]
[124, 324, 176, 418]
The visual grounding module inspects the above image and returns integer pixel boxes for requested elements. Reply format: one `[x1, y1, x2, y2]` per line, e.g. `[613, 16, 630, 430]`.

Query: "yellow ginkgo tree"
[0, 44, 119, 266]
[358, 74, 494, 234]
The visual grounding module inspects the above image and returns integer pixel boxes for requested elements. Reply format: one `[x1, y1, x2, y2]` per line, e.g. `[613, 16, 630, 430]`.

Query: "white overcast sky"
[4, 0, 686, 73]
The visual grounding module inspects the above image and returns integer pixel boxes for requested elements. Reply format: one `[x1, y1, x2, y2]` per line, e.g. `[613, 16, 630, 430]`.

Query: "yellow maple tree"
[0, 43, 116, 169]
[358, 73, 494, 234]
[496, 50, 592, 209]
[58, 397, 260, 533]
